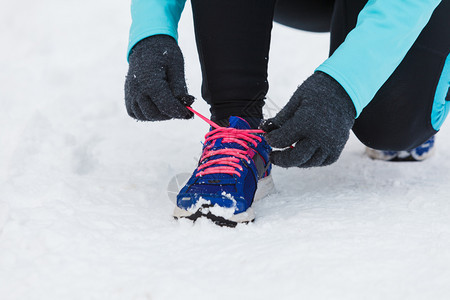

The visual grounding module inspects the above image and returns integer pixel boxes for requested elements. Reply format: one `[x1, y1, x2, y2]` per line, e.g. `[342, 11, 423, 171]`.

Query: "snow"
[1, 1, 450, 299]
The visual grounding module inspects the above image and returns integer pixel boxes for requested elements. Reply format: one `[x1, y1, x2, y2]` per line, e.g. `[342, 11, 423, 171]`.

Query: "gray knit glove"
[125, 35, 194, 121]
[261, 72, 356, 168]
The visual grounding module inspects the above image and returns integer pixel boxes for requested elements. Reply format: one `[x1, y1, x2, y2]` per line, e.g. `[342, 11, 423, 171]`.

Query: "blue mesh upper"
[177, 116, 271, 214]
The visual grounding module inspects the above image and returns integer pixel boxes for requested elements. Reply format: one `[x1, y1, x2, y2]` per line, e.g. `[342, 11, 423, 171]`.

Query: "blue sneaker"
[365, 136, 436, 161]
[174, 116, 274, 227]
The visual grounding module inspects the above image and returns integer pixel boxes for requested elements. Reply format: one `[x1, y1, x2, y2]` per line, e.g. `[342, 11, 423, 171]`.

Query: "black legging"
[191, 0, 450, 150]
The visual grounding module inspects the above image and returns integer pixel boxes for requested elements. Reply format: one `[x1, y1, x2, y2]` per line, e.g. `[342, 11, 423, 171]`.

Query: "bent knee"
[353, 125, 433, 151]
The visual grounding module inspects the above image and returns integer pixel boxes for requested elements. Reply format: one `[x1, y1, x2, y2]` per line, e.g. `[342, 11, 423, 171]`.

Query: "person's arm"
[316, 0, 442, 117]
[124, 0, 193, 122]
[262, 0, 442, 168]
[128, 0, 187, 59]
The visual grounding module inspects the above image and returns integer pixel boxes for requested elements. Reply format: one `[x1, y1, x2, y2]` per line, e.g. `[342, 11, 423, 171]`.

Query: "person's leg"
[330, 0, 450, 151]
[273, 0, 335, 32]
[191, 0, 336, 126]
[177, 0, 278, 225]
[191, 0, 277, 125]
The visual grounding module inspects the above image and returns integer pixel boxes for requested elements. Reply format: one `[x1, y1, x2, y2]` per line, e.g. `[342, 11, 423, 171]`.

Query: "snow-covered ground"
[1, 1, 450, 299]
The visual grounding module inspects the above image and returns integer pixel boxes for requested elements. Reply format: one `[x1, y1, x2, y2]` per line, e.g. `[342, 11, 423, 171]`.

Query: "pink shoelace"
[186, 106, 264, 178]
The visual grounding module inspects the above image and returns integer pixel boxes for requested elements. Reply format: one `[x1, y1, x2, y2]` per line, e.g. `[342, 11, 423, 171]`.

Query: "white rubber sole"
[173, 175, 275, 225]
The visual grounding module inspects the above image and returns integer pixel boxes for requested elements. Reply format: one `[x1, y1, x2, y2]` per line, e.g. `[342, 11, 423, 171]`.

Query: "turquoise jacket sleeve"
[128, 0, 187, 59]
[316, 0, 442, 117]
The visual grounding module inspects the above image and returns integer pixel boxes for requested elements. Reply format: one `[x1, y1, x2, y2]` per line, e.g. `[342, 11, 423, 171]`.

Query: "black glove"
[125, 35, 194, 121]
[261, 72, 356, 168]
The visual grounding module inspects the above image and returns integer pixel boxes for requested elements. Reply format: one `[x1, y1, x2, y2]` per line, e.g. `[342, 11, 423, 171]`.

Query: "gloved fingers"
[297, 148, 328, 168]
[124, 74, 137, 118]
[166, 54, 190, 98]
[135, 95, 171, 121]
[178, 95, 195, 107]
[125, 77, 150, 120]
[126, 105, 136, 119]
[321, 152, 341, 167]
[270, 139, 316, 168]
[260, 118, 280, 133]
[126, 77, 170, 121]
[148, 79, 194, 119]
[166, 57, 196, 108]
[264, 111, 306, 148]
[131, 101, 146, 120]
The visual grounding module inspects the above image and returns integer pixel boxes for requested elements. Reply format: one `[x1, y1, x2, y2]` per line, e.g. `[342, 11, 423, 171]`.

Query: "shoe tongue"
[228, 116, 251, 130]
[208, 116, 252, 149]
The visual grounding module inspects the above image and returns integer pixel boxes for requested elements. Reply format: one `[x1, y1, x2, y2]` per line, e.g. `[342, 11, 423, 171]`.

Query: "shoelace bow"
[186, 106, 264, 177]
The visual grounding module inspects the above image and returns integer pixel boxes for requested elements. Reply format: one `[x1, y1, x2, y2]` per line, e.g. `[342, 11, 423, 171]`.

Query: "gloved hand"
[261, 72, 356, 168]
[125, 35, 194, 121]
